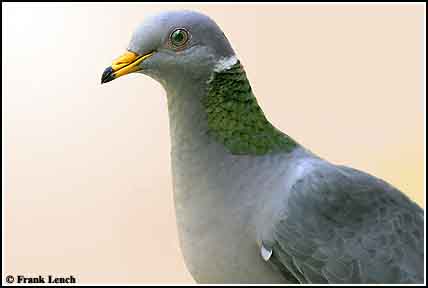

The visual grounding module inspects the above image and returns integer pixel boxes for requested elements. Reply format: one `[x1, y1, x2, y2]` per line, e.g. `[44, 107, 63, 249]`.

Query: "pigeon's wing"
[265, 163, 424, 284]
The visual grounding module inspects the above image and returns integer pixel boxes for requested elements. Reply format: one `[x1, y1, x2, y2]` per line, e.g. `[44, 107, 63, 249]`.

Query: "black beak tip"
[101, 66, 115, 84]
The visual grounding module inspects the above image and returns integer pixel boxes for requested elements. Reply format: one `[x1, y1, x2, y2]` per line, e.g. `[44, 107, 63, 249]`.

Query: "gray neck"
[165, 74, 231, 192]
[166, 79, 216, 157]
[163, 65, 305, 208]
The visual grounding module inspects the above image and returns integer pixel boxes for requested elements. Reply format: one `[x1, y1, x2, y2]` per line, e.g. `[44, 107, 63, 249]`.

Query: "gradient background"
[2, 3, 425, 284]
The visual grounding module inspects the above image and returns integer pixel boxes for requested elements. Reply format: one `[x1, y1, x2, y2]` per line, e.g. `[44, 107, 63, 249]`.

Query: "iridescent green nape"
[203, 60, 298, 155]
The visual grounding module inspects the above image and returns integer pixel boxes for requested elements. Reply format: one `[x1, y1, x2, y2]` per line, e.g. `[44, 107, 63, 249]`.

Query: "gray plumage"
[102, 10, 424, 284]
[267, 161, 424, 284]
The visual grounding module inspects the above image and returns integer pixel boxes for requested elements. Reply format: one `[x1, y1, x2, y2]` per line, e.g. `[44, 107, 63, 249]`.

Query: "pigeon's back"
[264, 158, 424, 284]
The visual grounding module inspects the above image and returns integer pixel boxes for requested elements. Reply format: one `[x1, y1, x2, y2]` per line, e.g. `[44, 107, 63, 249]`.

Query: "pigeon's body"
[166, 63, 308, 282]
[167, 59, 424, 283]
[102, 10, 424, 284]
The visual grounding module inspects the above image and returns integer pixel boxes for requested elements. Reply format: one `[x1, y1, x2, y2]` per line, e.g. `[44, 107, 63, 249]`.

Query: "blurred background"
[2, 3, 425, 284]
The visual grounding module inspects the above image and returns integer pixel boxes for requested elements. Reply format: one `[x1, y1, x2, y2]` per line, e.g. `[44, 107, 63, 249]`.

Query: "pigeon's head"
[101, 10, 235, 88]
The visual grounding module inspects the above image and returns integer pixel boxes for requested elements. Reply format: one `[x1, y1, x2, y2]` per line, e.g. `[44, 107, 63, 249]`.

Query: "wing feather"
[265, 163, 424, 284]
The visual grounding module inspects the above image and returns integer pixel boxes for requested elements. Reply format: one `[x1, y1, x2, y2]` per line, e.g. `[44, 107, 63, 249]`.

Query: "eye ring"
[169, 28, 190, 48]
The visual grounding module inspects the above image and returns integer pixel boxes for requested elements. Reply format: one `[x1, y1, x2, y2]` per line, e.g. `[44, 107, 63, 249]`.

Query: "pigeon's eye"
[170, 28, 189, 48]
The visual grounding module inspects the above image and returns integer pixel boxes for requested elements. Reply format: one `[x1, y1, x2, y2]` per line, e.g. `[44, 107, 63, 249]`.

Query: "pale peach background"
[2, 3, 425, 285]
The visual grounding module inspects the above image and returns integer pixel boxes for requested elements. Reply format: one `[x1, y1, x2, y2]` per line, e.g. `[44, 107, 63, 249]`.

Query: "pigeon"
[101, 10, 424, 284]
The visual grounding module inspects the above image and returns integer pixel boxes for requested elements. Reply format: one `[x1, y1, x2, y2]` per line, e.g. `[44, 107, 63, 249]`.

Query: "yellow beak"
[101, 50, 154, 84]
